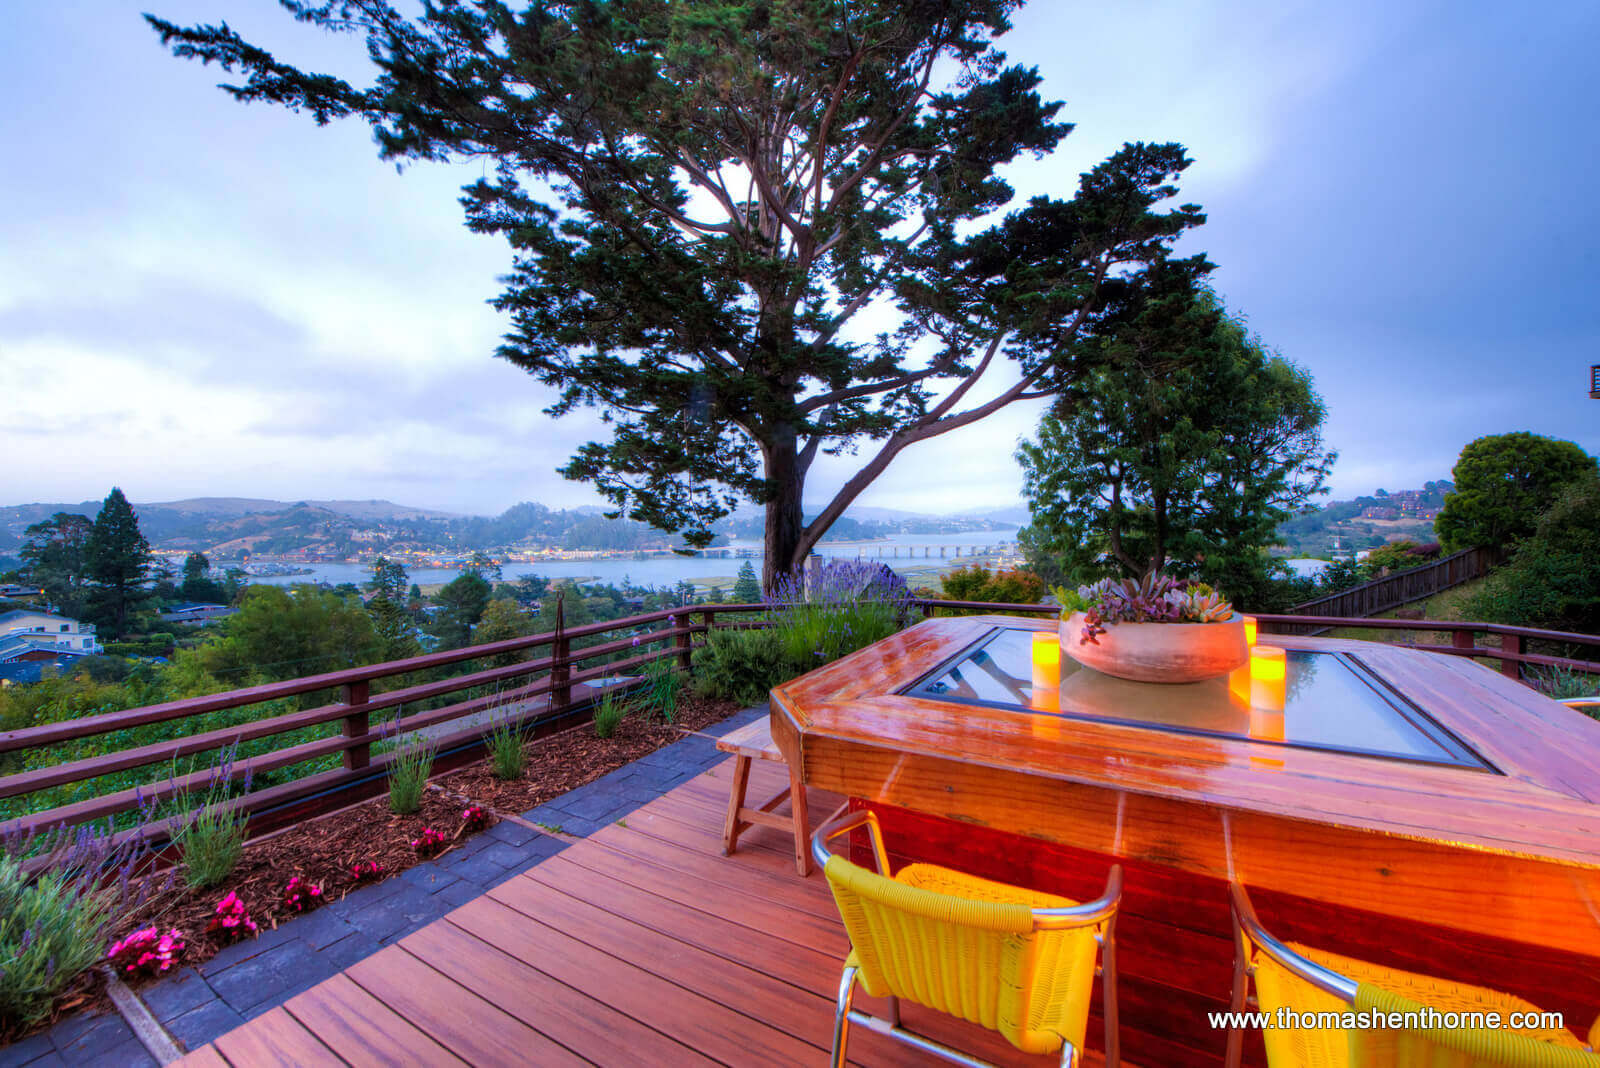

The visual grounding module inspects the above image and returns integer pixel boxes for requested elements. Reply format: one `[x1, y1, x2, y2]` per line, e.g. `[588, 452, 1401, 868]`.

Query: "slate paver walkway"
[0, 704, 769, 1067]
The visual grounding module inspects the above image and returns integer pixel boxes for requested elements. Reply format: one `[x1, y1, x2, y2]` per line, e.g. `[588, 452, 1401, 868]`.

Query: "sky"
[2, 1, 1597, 520]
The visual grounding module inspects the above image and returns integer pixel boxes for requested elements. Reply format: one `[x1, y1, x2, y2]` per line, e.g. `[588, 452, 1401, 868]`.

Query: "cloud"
[2, 0, 1597, 521]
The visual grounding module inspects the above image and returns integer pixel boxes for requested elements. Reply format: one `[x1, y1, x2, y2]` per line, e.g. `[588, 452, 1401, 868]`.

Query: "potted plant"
[1057, 574, 1247, 683]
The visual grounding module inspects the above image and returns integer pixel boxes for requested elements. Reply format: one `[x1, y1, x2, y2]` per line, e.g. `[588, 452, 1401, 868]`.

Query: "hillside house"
[0, 608, 101, 657]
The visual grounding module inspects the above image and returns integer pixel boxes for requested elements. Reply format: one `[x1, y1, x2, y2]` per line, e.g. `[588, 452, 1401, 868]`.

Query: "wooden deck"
[178, 756, 1100, 1066]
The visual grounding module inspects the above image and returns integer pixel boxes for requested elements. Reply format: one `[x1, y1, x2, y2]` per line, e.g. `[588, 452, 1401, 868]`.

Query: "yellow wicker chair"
[1225, 882, 1600, 1068]
[812, 809, 1122, 1067]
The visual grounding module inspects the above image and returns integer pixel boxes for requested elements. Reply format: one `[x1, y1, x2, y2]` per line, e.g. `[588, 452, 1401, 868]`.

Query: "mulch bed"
[443, 691, 738, 812]
[1, 692, 743, 1048]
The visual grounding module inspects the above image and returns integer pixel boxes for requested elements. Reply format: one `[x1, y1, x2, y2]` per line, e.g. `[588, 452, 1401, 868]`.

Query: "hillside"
[0, 495, 1015, 558]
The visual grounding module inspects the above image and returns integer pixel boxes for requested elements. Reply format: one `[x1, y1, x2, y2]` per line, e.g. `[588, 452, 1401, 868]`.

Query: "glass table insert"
[902, 627, 1492, 770]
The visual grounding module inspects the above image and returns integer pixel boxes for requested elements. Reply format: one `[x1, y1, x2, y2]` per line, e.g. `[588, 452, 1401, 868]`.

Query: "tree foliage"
[195, 585, 378, 684]
[732, 560, 762, 604]
[1434, 432, 1597, 554]
[18, 512, 94, 618]
[178, 551, 232, 604]
[84, 488, 155, 638]
[1016, 287, 1332, 608]
[428, 572, 493, 650]
[149, 1, 1207, 589]
[1465, 473, 1600, 635]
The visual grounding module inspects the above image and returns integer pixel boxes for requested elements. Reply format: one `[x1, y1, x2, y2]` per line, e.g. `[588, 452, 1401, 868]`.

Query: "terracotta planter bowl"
[1060, 613, 1249, 684]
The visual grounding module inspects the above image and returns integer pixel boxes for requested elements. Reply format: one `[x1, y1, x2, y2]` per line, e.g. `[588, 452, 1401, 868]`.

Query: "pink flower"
[460, 805, 490, 831]
[350, 860, 384, 881]
[206, 890, 260, 943]
[108, 926, 186, 976]
[411, 827, 447, 856]
[281, 876, 323, 913]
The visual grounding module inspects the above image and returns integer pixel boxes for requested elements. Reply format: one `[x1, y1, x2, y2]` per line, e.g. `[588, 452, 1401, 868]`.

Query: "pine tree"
[732, 562, 762, 605]
[84, 487, 154, 637]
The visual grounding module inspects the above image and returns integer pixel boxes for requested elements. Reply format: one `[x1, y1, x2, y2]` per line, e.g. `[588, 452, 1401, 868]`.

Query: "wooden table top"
[771, 616, 1600, 869]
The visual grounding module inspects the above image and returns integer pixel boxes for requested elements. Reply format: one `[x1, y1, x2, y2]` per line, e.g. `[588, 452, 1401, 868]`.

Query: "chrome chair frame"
[812, 809, 1123, 1068]
[1225, 882, 1358, 1068]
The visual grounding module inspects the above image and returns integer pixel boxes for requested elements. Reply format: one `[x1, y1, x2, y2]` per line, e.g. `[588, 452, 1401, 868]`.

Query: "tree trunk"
[762, 426, 806, 595]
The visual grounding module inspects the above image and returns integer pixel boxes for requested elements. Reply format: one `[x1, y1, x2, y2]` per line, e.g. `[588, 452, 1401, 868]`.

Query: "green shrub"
[167, 745, 251, 889]
[1531, 665, 1599, 706]
[386, 731, 436, 814]
[639, 657, 682, 722]
[930, 565, 1048, 615]
[692, 624, 792, 706]
[171, 796, 249, 889]
[482, 705, 531, 781]
[0, 821, 151, 1031]
[593, 690, 630, 738]
[1464, 474, 1600, 635]
[0, 855, 117, 1030]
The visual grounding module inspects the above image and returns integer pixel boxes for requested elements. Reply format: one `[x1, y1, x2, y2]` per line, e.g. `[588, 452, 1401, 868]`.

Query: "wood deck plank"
[211, 1007, 338, 1066]
[171, 753, 1118, 1067]
[447, 895, 820, 1065]
[513, 852, 1063, 1066]
[282, 974, 467, 1068]
[175, 1046, 232, 1068]
[344, 946, 586, 1067]
[400, 918, 716, 1066]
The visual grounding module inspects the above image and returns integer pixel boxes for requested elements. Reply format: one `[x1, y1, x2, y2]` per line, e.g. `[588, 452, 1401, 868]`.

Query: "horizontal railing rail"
[1255, 613, 1600, 679]
[1285, 547, 1492, 625]
[2, 598, 1594, 849]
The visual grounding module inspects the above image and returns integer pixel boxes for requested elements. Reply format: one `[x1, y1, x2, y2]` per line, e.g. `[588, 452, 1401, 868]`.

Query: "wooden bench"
[716, 718, 811, 876]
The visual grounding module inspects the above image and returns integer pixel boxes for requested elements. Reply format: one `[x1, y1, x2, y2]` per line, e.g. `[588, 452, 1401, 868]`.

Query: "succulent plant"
[1073, 573, 1235, 644]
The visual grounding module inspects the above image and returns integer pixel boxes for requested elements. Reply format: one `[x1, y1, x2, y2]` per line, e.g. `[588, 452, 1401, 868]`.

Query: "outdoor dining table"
[772, 614, 1600, 1066]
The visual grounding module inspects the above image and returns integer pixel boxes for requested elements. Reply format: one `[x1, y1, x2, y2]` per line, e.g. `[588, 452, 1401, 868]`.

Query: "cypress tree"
[84, 487, 154, 637]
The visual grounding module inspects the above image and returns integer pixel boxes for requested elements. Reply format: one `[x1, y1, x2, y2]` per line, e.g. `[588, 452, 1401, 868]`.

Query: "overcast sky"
[3, 1, 1596, 518]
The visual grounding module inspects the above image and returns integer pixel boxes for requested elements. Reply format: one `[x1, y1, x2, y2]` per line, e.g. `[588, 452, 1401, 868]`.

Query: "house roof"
[0, 608, 67, 625]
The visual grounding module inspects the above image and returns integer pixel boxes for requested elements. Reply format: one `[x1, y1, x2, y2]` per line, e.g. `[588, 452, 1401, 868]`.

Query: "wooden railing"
[1255, 614, 1600, 680]
[0, 603, 764, 846]
[1284, 547, 1492, 626]
[2, 598, 1595, 847]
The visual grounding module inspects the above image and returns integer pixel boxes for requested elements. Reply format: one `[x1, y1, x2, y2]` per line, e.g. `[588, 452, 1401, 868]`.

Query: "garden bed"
[1, 692, 742, 1047]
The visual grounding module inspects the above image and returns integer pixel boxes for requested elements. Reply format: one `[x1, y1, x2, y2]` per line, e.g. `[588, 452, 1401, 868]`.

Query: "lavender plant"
[767, 559, 912, 668]
[166, 743, 253, 890]
[1, 819, 163, 1031]
[1074, 574, 1236, 645]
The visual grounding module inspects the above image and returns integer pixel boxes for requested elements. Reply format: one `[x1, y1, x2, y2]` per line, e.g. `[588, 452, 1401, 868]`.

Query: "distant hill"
[0, 494, 1020, 556]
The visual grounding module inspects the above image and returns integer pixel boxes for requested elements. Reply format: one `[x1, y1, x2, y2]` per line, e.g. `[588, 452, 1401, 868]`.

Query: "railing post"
[1452, 630, 1476, 657]
[1500, 632, 1523, 680]
[340, 680, 370, 771]
[550, 594, 571, 713]
[675, 610, 694, 672]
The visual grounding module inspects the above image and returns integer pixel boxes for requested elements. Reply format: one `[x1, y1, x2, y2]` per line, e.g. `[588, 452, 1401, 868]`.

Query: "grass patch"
[386, 731, 437, 815]
[593, 690, 630, 739]
[481, 699, 532, 781]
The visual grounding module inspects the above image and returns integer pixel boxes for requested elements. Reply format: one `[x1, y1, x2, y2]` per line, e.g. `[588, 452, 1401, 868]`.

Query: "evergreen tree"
[149, 3, 1209, 591]
[732, 561, 762, 605]
[18, 512, 94, 618]
[428, 572, 493, 649]
[84, 488, 154, 637]
[366, 557, 410, 602]
[1435, 433, 1596, 554]
[179, 551, 229, 604]
[1017, 288, 1333, 607]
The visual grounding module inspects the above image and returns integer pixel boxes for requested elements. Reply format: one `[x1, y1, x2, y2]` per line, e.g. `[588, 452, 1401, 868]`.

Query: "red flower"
[281, 876, 323, 913]
[411, 827, 447, 856]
